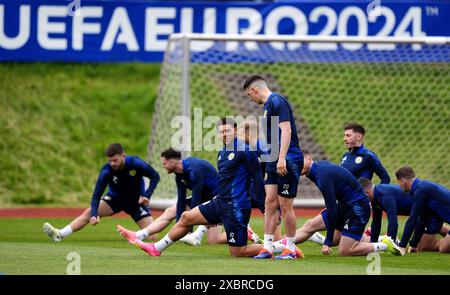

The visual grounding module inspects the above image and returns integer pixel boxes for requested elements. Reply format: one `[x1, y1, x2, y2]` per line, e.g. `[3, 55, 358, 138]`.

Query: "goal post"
[148, 33, 450, 209]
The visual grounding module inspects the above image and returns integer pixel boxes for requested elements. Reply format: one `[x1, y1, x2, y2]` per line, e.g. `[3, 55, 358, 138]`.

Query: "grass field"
[1, 216, 449, 275]
[1, 62, 449, 275]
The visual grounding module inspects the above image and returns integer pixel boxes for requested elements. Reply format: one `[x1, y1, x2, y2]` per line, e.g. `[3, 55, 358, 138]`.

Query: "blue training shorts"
[321, 199, 371, 242]
[264, 157, 303, 198]
[101, 195, 151, 222]
[199, 197, 250, 247]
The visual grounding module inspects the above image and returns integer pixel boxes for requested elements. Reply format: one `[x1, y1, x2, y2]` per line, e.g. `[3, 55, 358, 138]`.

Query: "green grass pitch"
[0, 217, 449, 275]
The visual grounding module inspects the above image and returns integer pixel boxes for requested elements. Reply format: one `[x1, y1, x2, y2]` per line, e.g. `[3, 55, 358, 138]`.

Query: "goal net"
[148, 34, 450, 208]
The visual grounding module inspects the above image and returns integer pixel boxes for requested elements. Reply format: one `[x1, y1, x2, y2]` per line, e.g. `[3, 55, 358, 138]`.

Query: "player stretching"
[303, 123, 393, 246]
[395, 166, 450, 254]
[277, 150, 401, 256]
[358, 177, 449, 245]
[244, 75, 304, 260]
[131, 118, 302, 258]
[341, 123, 390, 184]
[117, 148, 222, 245]
[43, 143, 160, 242]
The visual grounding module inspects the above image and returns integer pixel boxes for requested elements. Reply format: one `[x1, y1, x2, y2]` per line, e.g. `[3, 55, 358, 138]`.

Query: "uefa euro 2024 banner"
[0, 0, 449, 62]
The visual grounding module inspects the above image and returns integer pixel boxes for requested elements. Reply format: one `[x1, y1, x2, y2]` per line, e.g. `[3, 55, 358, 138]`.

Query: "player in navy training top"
[116, 148, 222, 245]
[358, 177, 449, 248]
[341, 123, 390, 184]
[358, 178, 412, 242]
[238, 120, 267, 213]
[238, 120, 281, 243]
[279, 150, 401, 256]
[244, 75, 303, 260]
[131, 118, 277, 258]
[395, 166, 450, 254]
[43, 143, 160, 242]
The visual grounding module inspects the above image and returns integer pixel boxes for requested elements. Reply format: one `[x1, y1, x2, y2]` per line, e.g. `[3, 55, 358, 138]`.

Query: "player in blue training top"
[275, 150, 401, 256]
[238, 120, 281, 243]
[395, 166, 450, 255]
[238, 120, 266, 214]
[43, 143, 160, 242]
[298, 123, 393, 245]
[244, 75, 304, 260]
[131, 118, 302, 258]
[116, 148, 223, 245]
[358, 177, 449, 247]
[358, 177, 412, 243]
[341, 123, 390, 184]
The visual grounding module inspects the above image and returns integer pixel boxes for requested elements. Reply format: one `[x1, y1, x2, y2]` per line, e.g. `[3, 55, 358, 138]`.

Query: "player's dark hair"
[243, 75, 265, 90]
[160, 148, 182, 160]
[243, 121, 257, 132]
[217, 117, 237, 129]
[302, 149, 312, 156]
[344, 123, 365, 136]
[395, 166, 416, 180]
[105, 143, 124, 157]
[358, 177, 373, 191]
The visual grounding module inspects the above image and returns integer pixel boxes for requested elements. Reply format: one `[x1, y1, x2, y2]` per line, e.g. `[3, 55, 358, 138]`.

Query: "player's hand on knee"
[276, 157, 287, 176]
[90, 216, 100, 226]
[408, 246, 418, 253]
[322, 245, 332, 255]
[139, 196, 150, 205]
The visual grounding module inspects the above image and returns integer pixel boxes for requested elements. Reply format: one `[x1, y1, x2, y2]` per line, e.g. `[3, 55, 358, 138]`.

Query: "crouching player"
[279, 150, 401, 256]
[43, 143, 160, 242]
[358, 177, 449, 247]
[130, 118, 302, 258]
[395, 166, 450, 254]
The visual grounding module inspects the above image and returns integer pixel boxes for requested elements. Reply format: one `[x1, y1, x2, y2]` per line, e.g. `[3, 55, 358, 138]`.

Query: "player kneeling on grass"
[275, 150, 402, 256]
[395, 166, 450, 255]
[130, 118, 303, 258]
[43, 143, 160, 242]
[358, 177, 449, 248]
[117, 148, 227, 246]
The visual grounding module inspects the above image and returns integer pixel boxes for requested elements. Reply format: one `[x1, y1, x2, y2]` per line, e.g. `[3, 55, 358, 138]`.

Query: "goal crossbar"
[169, 33, 450, 45]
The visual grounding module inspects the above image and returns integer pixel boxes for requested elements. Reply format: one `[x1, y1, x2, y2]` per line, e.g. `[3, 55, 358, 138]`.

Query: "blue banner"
[0, 0, 449, 62]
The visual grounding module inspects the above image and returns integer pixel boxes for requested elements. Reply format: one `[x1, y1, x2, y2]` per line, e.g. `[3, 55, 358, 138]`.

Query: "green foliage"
[0, 63, 160, 206]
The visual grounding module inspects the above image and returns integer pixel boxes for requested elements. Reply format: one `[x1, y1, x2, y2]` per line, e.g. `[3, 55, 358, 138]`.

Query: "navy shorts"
[321, 199, 371, 242]
[424, 213, 444, 235]
[264, 158, 303, 198]
[249, 182, 265, 214]
[101, 195, 151, 222]
[199, 197, 250, 247]
[185, 188, 216, 209]
[250, 197, 265, 214]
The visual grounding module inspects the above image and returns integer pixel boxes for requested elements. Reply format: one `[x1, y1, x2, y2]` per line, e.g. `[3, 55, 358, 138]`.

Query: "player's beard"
[345, 141, 355, 150]
[112, 160, 125, 171]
